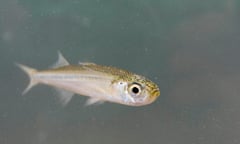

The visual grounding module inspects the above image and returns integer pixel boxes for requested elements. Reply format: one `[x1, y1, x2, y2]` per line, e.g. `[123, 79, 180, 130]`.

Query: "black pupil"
[132, 87, 139, 94]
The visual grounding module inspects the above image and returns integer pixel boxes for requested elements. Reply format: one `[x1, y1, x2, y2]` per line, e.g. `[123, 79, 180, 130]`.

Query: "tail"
[15, 63, 38, 95]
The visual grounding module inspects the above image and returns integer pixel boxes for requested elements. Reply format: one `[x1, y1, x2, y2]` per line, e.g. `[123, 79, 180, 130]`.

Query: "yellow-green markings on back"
[16, 51, 160, 106]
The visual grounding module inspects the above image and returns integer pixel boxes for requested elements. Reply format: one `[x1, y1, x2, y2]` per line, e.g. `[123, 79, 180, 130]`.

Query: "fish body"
[16, 52, 160, 106]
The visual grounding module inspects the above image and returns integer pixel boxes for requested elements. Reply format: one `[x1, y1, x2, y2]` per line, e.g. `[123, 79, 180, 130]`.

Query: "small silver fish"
[16, 52, 160, 106]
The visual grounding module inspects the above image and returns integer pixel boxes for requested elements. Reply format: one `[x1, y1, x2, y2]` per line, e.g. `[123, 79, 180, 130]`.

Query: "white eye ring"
[128, 83, 142, 96]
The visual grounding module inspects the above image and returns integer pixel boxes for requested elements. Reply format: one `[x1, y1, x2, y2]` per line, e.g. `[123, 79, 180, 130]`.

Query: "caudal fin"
[15, 63, 38, 95]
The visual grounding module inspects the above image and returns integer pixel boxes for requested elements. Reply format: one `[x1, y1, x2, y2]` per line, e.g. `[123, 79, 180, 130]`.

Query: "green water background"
[0, 0, 240, 143]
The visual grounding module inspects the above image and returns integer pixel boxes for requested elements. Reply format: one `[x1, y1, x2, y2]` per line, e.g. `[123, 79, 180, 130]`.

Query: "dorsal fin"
[78, 62, 96, 66]
[51, 51, 69, 68]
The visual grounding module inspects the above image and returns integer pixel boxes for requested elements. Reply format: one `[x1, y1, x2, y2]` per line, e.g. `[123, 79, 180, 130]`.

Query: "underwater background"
[1, 0, 240, 144]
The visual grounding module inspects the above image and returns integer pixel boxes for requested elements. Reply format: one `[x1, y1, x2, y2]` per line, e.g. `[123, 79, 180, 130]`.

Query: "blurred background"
[0, 0, 240, 143]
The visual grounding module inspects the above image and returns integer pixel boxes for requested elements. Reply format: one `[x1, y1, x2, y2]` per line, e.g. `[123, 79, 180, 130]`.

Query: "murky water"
[1, 0, 240, 144]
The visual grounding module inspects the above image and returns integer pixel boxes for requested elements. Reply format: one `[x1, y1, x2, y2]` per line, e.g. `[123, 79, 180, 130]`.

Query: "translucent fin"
[85, 98, 105, 106]
[54, 88, 74, 106]
[15, 63, 38, 95]
[51, 51, 69, 68]
[78, 62, 96, 65]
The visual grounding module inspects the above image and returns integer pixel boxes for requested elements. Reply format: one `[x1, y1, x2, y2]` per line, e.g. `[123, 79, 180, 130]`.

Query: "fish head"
[112, 74, 160, 106]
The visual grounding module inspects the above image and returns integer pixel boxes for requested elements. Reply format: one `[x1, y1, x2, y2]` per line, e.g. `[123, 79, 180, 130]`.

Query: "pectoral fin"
[85, 98, 105, 106]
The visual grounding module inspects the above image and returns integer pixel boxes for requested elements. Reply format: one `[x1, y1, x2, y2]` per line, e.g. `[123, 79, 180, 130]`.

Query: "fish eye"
[128, 83, 142, 96]
[132, 86, 139, 94]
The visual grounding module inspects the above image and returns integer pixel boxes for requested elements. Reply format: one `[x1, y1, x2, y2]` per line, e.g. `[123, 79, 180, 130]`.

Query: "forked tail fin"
[15, 63, 38, 95]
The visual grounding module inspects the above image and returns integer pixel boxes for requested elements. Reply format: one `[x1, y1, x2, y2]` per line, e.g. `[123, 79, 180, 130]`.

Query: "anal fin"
[55, 88, 74, 106]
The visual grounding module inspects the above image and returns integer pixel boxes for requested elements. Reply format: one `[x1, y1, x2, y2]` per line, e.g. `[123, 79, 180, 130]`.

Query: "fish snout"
[150, 88, 160, 99]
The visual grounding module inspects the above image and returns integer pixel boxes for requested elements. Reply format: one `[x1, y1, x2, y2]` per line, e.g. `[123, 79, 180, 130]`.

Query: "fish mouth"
[151, 89, 160, 98]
